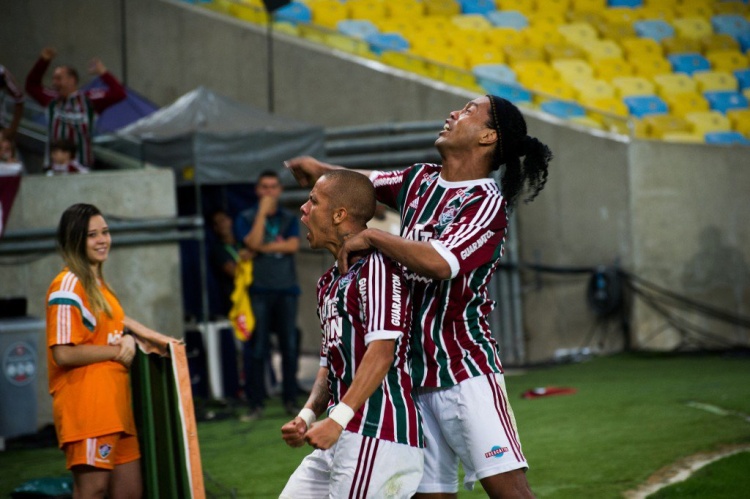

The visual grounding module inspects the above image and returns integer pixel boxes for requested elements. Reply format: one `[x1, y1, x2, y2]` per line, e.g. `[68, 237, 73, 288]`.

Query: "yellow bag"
[228, 260, 255, 341]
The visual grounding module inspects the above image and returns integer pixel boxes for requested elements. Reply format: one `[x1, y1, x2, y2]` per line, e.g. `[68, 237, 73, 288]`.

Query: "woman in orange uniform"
[46, 203, 143, 498]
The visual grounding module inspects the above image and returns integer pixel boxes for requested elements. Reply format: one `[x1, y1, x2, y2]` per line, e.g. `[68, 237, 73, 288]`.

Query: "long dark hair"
[486, 95, 553, 209]
[56, 203, 113, 316]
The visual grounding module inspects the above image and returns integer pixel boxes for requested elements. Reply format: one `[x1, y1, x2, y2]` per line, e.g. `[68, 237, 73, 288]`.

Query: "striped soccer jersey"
[317, 252, 423, 448]
[25, 57, 126, 167]
[371, 163, 508, 388]
[46, 270, 136, 446]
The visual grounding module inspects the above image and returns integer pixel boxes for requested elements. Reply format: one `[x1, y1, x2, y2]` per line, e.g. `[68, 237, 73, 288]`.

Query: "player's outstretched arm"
[282, 367, 329, 448]
[305, 340, 395, 450]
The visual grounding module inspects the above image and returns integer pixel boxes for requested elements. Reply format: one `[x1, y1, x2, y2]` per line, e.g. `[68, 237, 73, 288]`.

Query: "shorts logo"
[98, 443, 112, 459]
[485, 445, 509, 459]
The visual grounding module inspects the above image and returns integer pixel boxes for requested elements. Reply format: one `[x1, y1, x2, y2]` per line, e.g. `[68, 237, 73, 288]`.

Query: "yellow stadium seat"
[545, 43, 585, 61]
[612, 76, 656, 97]
[663, 92, 710, 118]
[487, 27, 526, 47]
[662, 37, 702, 56]
[570, 0, 606, 12]
[230, 1, 269, 24]
[504, 45, 546, 65]
[467, 48, 506, 67]
[642, 114, 692, 138]
[423, 0, 461, 17]
[348, 0, 387, 21]
[523, 24, 566, 48]
[745, 88, 750, 103]
[558, 22, 599, 48]
[513, 60, 559, 86]
[543, 0, 572, 14]
[598, 21, 637, 41]
[727, 108, 750, 136]
[421, 16, 454, 31]
[583, 39, 624, 62]
[640, 6, 675, 22]
[675, 4, 714, 19]
[701, 34, 740, 53]
[673, 17, 714, 41]
[453, 28, 490, 48]
[685, 111, 732, 134]
[581, 97, 629, 133]
[530, 11, 567, 27]
[706, 50, 750, 73]
[567, 10, 603, 25]
[632, 56, 673, 78]
[621, 37, 663, 60]
[385, 0, 425, 18]
[713, 2, 749, 15]
[310, 0, 348, 29]
[382, 51, 428, 75]
[452, 14, 492, 31]
[595, 58, 634, 81]
[527, 79, 577, 104]
[497, 0, 535, 16]
[693, 71, 739, 92]
[421, 46, 469, 69]
[662, 131, 705, 143]
[553, 58, 595, 82]
[571, 78, 615, 99]
[374, 17, 415, 32]
[654, 73, 698, 96]
[601, 7, 643, 25]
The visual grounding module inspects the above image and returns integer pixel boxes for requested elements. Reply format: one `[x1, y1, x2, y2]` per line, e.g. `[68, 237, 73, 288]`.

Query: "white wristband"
[297, 408, 316, 428]
[329, 403, 355, 429]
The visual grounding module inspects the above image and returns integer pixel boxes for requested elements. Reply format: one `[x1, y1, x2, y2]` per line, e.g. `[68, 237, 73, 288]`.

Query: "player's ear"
[333, 207, 347, 225]
[479, 128, 498, 145]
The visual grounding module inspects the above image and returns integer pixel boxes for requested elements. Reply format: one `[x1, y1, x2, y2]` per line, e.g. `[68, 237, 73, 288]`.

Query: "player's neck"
[440, 151, 492, 182]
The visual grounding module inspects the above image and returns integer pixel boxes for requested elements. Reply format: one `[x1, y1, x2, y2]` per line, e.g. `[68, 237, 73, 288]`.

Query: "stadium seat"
[673, 17, 714, 41]
[497, 0, 535, 16]
[581, 97, 630, 133]
[601, 7, 642, 26]
[654, 73, 698, 96]
[595, 58, 635, 80]
[668, 53, 711, 75]
[704, 131, 750, 144]
[583, 39, 624, 62]
[662, 37, 703, 55]
[558, 22, 599, 47]
[727, 108, 750, 135]
[703, 90, 749, 113]
[641, 114, 691, 139]
[634, 20, 675, 42]
[706, 50, 750, 73]
[608, 0, 643, 8]
[685, 110, 732, 134]
[621, 37, 663, 60]
[337, 20, 379, 40]
[711, 14, 750, 39]
[540, 100, 587, 119]
[552, 58, 595, 82]
[527, 79, 577, 103]
[623, 95, 669, 117]
[571, 0, 607, 12]
[640, 6, 676, 22]
[701, 33, 741, 53]
[663, 92, 710, 118]
[661, 131, 705, 143]
[544, 43, 585, 61]
[274, 2, 312, 25]
[386, 0, 425, 18]
[309, 0, 348, 29]
[739, 32, 750, 53]
[457, 0, 496, 15]
[632, 56, 673, 78]
[513, 60, 559, 86]
[466, 48, 506, 66]
[693, 70, 738, 92]
[487, 11, 529, 29]
[735, 68, 750, 90]
[675, 3, 713, 20]
[524, 23, 566, 48]
[347, 0, 387, 21]
[423, 0, 461, 17]
[487, 27, 526, 46]
[452, 27, 490, 47]
[452, 14, 493, 31]
[598, 21, 637, 42]
[365, 32, 409, 55]
[473, 63, 516, 86]
[571, 78, 616, 100]
[503, 45, 545, 65]
[713, 2, 749, 15]
[612, 76, 655, 97]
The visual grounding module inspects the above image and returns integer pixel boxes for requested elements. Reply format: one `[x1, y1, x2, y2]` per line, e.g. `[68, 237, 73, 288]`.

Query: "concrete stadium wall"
[3, 0, 748, 365]
[0, 167, 181, 428]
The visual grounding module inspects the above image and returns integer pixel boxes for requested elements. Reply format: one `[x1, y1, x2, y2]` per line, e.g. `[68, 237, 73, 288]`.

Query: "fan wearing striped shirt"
[286, 95, 552, 499]
[280, 169, 424, 499]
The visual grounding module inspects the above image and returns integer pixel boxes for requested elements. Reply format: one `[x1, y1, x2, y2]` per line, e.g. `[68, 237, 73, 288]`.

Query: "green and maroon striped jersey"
[317, 252, 423, 447]
[371, 164, 508, 388]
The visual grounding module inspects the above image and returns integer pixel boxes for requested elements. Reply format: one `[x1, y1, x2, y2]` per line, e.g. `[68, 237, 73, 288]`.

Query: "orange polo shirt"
[46, 270, 136, 447]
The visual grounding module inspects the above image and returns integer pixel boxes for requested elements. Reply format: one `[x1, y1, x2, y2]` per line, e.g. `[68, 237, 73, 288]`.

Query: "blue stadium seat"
[365, 32, 409, 55]
[711, 14, 750, 39]
[735, 69, 750, 90]
[634, 20, 675, 42]
[738, 32, 750, 53]
[608, 0, 642, 7]
[703, 90, 749, 114]
[473, 63, 517, 86]
[668, 53, 711, 76]
[274, 2, 312, 25]
[705, 131, 750, 145]
[623, 95, 668, 117]
[540, 100, 587, 119]
[458, 0, 496, 15]
[486, 11, 529, 29]
[337, 20, 379, 40]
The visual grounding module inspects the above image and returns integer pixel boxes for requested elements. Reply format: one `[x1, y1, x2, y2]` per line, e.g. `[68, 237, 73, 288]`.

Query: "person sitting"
[45, 139, 89, 175]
